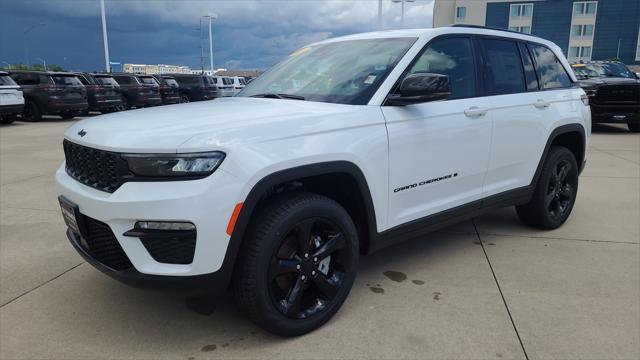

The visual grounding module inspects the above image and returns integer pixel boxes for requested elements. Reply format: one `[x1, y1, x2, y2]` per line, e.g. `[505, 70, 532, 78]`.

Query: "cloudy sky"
[0, 0, 434, 72]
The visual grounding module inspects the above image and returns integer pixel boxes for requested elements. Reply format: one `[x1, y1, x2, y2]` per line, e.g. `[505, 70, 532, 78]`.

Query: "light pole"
[35, 58, 47, 71]
[391, 0, 416, 28]
[23, 23, 45, 68]
[100, 0, 111, 72]
[378, 0, 383, 30]
[203, 13, 218, 74]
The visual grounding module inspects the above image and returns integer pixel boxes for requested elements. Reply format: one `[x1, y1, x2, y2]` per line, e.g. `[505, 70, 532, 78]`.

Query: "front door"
[383, 36, 493, 228]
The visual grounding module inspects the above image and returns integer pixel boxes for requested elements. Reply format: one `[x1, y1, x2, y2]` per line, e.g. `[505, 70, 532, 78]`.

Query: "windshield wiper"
[249, 93, 305, 100]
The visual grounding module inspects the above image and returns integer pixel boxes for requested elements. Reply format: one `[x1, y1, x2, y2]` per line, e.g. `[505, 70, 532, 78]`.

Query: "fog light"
[135, 221, 195, 231]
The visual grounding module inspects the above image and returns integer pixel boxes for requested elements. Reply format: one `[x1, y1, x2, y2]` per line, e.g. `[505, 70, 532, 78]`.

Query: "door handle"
[534, 99, 550, 109]
[464, 106, 488, 118]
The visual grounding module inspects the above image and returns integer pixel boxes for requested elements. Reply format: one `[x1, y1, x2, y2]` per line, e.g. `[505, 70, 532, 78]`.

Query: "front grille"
[63, 140, 129, 193]
[595, 85, 640, 104]
[140, 232, 197, 265]
[81, 215, 133, 271]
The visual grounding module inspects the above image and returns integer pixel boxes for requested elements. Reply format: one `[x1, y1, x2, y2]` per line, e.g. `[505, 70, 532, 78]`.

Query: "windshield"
[52, 75, 83, 86]
[581, 63, 636, 79]
[95, 76, 118, 86]
[239, 37, 417, 105]
[572, 66, 600, 79]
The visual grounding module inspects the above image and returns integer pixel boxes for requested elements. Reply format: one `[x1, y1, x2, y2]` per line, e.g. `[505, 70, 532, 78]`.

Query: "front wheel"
[22, 100, 41, 122]
[234, 193, 359, 337]
[180, 94, 190, 103]
[628, 122, 640, 133]
[516, 146, 579, 230]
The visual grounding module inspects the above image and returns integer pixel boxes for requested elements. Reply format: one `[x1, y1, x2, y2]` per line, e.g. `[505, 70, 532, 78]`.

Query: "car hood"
[578, 77, 640, 87]
[63, 97, 363, 153]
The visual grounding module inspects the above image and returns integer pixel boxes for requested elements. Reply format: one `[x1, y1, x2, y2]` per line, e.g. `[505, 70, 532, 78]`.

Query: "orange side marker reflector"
[226, 202, 244, 236]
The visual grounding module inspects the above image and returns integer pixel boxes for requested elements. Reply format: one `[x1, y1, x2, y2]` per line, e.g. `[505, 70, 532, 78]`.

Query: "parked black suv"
[111, 73, 162, 109]
[572, 61, 640, 132]
[74, 73, 124, 114]
[172, 74, 218, 102]
[152, 75, 181, 104]
[8, 71, 88, 121]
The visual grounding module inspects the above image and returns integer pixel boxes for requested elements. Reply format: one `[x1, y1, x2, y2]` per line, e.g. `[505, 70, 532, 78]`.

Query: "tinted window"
[0, 75, 17, 86]
[528, 44, 572, 89]
[76, 75, 90, 85]
[408, 37, 476, 99]
[164, 78, 179, 87]
[12, 73, 40, 85]
[212, 77, 218, 84]
[138, 77, 158, 85]
[175, 76, 202, 86]
[52, 75, 83, 86]
[481, 39, 526, 95]
[222, 77, 233, 85]
[113, 76, 133, 85]
[95, 76, 118, 86]
[518, 43, 539, 91]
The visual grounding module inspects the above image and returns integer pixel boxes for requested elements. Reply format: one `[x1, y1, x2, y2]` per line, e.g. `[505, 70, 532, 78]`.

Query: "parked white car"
[212, 76, 234, 97]
[57, 26, 590, 336]
[231, 76, 246, 95]
[0, 71, 25, 124]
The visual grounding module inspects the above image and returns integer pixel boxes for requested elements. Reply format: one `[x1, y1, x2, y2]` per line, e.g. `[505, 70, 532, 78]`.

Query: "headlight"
[124, 152, 225, 178]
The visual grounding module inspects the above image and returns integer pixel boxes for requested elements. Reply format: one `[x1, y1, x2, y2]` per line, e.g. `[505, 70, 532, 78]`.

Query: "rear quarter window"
[528, 44, 572, 90]
[113, 76, 133, 85]
[0, 75, 17, 86]
[52, 76, 83, 86]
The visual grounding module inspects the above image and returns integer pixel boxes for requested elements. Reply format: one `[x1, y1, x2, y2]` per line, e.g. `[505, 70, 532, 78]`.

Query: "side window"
[528, 44, 572, 89]
[518, 42, 539, 91]
[406, 37, 476, 99]
[13, 74, 40, 85]
[480, 39, 526, 95]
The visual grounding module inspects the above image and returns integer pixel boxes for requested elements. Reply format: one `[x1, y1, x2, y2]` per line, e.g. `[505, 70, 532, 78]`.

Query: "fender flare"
[216, 161, 379, 287]
[530, 123, 587, 187]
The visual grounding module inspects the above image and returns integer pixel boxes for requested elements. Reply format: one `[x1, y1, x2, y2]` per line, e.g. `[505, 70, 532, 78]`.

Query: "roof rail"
[449, 24, 531, 36]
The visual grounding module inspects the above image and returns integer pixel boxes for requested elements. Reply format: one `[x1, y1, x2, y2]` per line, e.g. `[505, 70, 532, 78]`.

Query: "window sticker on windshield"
[290, 47, 311, 57]
[364, 75, 377, 84]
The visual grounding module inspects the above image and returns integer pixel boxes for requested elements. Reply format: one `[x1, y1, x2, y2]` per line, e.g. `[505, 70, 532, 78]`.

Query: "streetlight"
[100, 0, 111, 72]
[203, 13, 218, 74]
[378, 0, 383, 30]
[391, 0, 416, 28]
[35, 58, 47, 71]
[24, 22, 45, 68]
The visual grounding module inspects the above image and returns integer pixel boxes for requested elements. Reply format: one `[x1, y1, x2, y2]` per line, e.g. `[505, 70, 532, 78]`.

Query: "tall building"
[433, 0, 640, 65]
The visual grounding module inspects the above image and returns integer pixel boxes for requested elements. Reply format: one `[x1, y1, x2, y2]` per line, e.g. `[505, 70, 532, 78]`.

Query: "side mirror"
[386, 73, 451, 106]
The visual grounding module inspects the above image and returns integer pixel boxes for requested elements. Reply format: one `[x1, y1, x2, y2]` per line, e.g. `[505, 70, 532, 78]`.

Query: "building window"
[456, 6, 466, 22]
[571, 24, 594, 38]
[509, 26, 531, 34]
[510, 3, 533, 18]
[573, 1, 597, 16]
[568, 46, 592, 61]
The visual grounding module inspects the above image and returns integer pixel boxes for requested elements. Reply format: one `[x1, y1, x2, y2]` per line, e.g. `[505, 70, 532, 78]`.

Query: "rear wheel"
[180, 94, 190, 103]
[121, 96, 130, 110]
[516, 146, 578, 230]
[60, 110, 78, 120]
[0, 114, 17, 125]
[628, 122, 640, 133]
[22, 100, 41, 122]
[234, 193, 359, 337]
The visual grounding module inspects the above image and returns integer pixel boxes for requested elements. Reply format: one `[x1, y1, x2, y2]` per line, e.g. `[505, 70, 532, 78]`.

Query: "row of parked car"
[0, 70, 249, 124]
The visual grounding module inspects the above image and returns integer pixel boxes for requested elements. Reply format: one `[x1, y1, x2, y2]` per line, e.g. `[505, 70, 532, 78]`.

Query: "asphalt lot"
[0, 116, 638, 359]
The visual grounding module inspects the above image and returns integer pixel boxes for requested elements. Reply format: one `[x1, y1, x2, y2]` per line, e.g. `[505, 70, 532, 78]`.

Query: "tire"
[60, 110, 78, 120]
[516, 146, 579, 230]
[121, 96, 130, 110]
[180, 94, 190, 103]
[0, 114, 17, 125]
[628, 122, 640, 133]
[233, 192, 359, 337]
[22, 100, 41, 122]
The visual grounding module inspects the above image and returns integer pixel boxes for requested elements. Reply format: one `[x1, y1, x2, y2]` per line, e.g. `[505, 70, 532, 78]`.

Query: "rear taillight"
[41, 84, 56, 92]
[581, 94, 589, 106]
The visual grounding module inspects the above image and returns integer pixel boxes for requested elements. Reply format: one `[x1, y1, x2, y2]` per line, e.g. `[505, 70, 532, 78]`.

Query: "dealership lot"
[0, 118, 638, 359]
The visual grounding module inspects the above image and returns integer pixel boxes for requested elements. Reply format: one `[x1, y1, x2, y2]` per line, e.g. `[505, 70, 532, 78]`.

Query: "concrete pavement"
[0, 119, 638, 359]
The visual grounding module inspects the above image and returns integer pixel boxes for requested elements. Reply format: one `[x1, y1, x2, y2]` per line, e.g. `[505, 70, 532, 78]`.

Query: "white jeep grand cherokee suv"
[56, 26, 590, 336]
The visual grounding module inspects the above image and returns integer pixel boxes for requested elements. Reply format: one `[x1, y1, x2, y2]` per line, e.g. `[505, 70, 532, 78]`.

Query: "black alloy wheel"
[268, 217, 348, 319]
[234, 193, 359, 336]
[545, 159, 574, 222]
[22, 100, 41, 122]
[516, 146, 578, 230]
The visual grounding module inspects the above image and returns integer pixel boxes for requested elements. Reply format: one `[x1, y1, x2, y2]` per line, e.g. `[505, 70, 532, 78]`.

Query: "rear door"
[383, 36, 493, 228]
[477, 37, 544, 197]
[51, 75, 86, 103]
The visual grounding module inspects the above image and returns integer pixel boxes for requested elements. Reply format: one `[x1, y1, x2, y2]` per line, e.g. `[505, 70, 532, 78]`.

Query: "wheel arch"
[531, 123, 587, 188]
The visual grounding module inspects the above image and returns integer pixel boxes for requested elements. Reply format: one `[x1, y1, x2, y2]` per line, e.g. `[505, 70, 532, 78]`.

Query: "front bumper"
[56, 163, 245, 289]
[590, 104, 640, 123]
